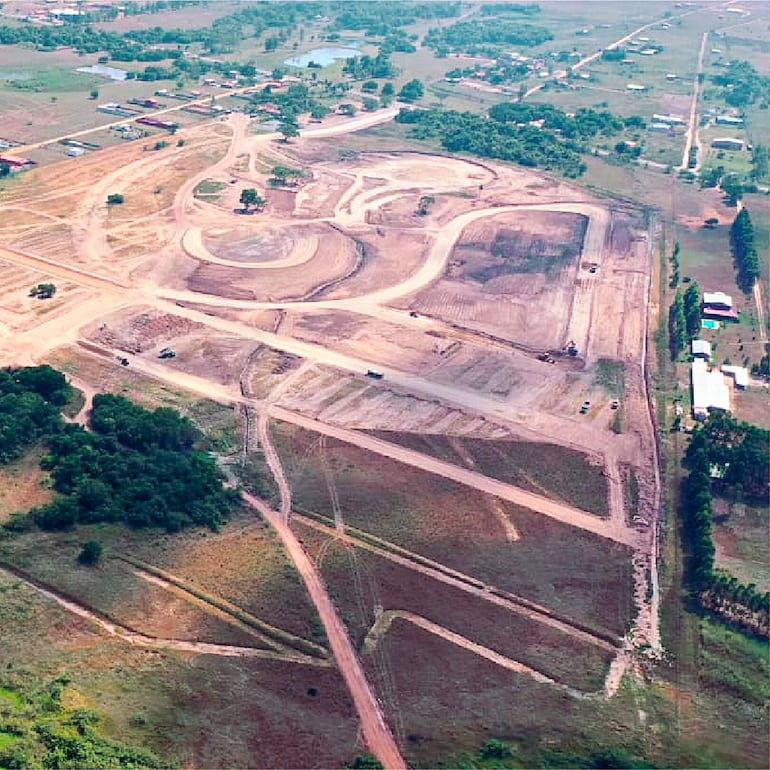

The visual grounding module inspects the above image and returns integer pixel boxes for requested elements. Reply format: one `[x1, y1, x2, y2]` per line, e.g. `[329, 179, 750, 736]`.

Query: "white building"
[711, 137, 745, 150]
[715, 114, 744, 125]
[721, 365, 749, 389]
[692, 339, 712, 360]
[703, 291, 733, 310]
[626, 83, 647, 92]
[691, 359, 731, 418]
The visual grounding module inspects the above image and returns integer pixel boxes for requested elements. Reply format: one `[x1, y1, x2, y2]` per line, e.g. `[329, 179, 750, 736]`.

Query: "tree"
[278, 120, 300, 143]
[683, 281, 701, 338]
[361, 80, 378, 93]
[398, 78, 424, 102]
[106, 193, 124, 206]
[89, 88, 99, 100]
[339, 103, 357, 117]
[417, 195, 435, 215]
[362, 97, 378, 112]
[668, 290, 687, 359]
[239, 188, 267, 213]
[0, 162, 10, 178]
[704, 217, 719, 229]
[78, 540, 102, 566]
[381, 82, 395, 97]
[29, 283, 57, 299]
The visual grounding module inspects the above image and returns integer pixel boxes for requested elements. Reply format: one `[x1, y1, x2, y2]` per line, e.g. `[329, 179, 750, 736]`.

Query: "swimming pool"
[701, 319, 720, 330]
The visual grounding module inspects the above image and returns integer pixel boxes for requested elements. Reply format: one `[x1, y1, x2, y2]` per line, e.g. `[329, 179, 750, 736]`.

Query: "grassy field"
[0, 448, 53, 524]
[368, 430, 610, 516]
[273, 421, 632, 637]
[712, 497, 770, 592]
[0, 571, 359, 769]
[294, 520, 614, 693]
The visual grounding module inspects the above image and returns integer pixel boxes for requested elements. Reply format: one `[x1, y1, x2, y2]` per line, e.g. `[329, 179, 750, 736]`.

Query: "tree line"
[0, 367, 240, 534]
[730, 208, 760, 293]
[668, 275, 700, 359]
[423, 19, 553, 57]
[682, 413, 769, 638]
[396, 106, 589, 177]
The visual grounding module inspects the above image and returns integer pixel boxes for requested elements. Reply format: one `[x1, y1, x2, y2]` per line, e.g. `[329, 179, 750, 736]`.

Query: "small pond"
[284, 46, 360, 68]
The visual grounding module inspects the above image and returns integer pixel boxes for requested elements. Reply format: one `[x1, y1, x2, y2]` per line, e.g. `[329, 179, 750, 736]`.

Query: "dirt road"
[680, 32, 709, 172]
[243, 493, 406, 770]
[270, 406, 634, 544]
[363, 610, 587, 698]
[0, 565, 326, 665]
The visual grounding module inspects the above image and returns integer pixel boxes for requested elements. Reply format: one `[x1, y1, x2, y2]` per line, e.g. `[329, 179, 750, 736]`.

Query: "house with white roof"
[691, 359, 731, 418]
[691, 339, 712, 360]
[721, 365, 749, 389]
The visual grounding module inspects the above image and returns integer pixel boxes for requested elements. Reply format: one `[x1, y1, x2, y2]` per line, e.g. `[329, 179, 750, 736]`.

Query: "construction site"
[0, 106, 664, 768]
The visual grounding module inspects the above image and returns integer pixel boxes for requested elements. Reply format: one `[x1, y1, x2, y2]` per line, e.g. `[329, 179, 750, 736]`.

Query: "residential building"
[711, 137, 744, 150]
[691, 359, 731, 418]
[721, 365, 749, 389]
[703, 291, 733, 310]
[691, 339, 712, 360]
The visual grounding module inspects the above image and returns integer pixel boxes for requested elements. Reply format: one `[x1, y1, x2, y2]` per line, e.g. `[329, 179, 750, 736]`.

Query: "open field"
[712, 498, 770, 593]
[272, 420, 633, 636]
[0, 571, 359, 769]
[3, 5, 745, 760]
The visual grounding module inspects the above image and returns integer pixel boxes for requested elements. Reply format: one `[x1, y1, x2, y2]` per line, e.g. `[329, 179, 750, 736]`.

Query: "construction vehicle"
[158, 348, 176, 359]
[537, 352, 556, 364]
[117, 357, 129, 367]
[366, 369, 384, 380]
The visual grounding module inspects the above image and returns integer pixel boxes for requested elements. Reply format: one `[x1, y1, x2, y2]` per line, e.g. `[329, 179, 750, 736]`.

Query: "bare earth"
[0, 107, 662, 767]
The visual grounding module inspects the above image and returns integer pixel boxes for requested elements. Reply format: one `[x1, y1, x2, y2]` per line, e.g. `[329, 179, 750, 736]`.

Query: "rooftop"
[691, 359, 731, 416]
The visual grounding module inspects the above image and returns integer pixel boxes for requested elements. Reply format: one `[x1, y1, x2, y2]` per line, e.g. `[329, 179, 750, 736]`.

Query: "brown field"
[712, 498, 770, 592]
[294, 520, 615, 693]
[369, 430, 610, 515]
[273, 421, 633, 636]
[0, 571, 359, 769]
[0, 448, 53, 523]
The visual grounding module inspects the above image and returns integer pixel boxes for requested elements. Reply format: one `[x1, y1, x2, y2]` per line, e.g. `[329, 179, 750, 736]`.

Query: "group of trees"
[0, 366, 70, 463]
[329, 2, 459, 36]
[0, 368, 240, 535]
[668, 280, 701, 359]
[396, 106, 589, 178]
[682, 414, 769, 636]
[0, 675, 164, 770]
[342, 51, 395, 80]
[730, 208, 760, 293]
[488, 101, 625, 140]
[669, 240, 681, 288]
[239, 188, 267, 212]
[30, 393, 240, 533]
[711, 59, 770, 108]
[422, 19, 553, 57]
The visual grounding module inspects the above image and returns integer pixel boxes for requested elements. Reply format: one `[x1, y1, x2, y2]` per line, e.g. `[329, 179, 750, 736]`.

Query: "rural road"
[269, 406, 634, 545]
[244, 493, 407, 770]
[0, 565, 326, 665]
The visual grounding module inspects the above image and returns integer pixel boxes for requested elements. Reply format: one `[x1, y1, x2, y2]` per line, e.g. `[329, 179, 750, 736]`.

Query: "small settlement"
[689, 291, 749, 419]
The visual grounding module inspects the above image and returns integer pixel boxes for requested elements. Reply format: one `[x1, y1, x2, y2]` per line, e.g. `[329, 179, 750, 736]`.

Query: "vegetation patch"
[593, 358, 625, 397]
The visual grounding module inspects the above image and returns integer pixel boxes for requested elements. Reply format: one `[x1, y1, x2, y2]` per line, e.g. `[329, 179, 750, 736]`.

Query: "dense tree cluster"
[342, 51, 395, 80]
[32, 394, 240, 532]
[730, 208, 760, 293]
[0, 676, 164, 769]
[711, 59, 770, 107]
[0, 366, 69, 463]
[396, 107, 588, 177]
[480, 3, 541, 15]
[683, 414, 770, 636]
[330, 1, 459, 35]
[489, 101, 624, 139]
[750, 144, 768, 182]
[423, 19, 553, 56]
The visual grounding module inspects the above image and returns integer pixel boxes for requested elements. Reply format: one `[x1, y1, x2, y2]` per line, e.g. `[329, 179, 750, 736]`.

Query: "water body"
[284, 46, 360, 68]
[76, 64, 128, 81]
